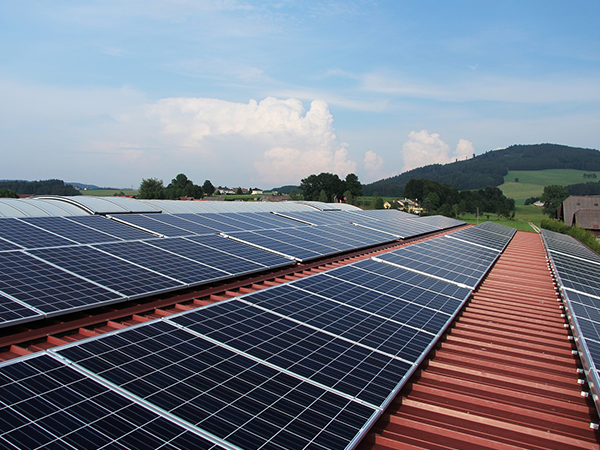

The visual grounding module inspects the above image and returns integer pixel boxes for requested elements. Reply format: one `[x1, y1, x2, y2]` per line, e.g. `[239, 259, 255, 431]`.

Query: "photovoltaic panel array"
[445, 223, 515, 251]
[541, 228, 600, 419]
[0, 354, 225, 450]
[373, 228, 502, 289]
[0, 221, 513, 450]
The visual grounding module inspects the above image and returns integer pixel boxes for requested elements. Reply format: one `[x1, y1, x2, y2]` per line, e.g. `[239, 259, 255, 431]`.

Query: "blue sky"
[1, 1, 599, 189]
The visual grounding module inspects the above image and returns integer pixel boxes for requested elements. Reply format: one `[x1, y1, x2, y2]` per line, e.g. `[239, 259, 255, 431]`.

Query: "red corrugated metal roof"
[360, 230, 600, 450]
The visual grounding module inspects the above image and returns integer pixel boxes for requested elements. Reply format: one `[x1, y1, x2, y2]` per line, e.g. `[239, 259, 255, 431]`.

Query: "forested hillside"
[363, 143, 600, 197]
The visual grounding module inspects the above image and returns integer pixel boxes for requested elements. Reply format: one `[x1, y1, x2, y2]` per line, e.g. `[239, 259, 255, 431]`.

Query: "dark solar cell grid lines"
[374, 248, 483, 288]
[30, 246, 184, 298]
[66, 215, 156, 241]
[274, 227, 348, 252]
[148, 237, 268, 275]
[0, 354, 222, 450]
[227, 230, 322, 261]
[0, 291, 41, 326]
[171, 299, 413, 407]
[330, 259, 471, 310]
[20, 216, 125, 245]
[550, 252, 600, 298]
[239, 285, 437, 361]
[446, 226, 510, 251]
[0, 237, 22, 252]
[93, 240, 231, 286]
[185, 234, 294, 269]
[0, 218, 76, 249]
[567, 301, 600, 343]
[288, 274, 454, 335]
[144, 214, 221, 236]
[56, 321, 376, 450]
[111, 214, 195, 237]
[475, 221, 517, 237]
[0, 251, 124, 316]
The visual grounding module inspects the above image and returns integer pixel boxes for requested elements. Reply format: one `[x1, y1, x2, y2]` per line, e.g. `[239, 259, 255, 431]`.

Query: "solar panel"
[171, 298, 414, 407]
[166, 213, 245, 233]
[92, 240, 231, 286]
[0, 354, 223, 450]
[110, 214, 195, 237]
[0, 251, 124, 317]
[66, 215, 156, 241]
[147, 237, 274, 276]
[237, 212, 304, 229]
[0, 237, 22, 252]
[55, 321, 376, 450]
[353, 219, 438, 239]
[446, 226, 511, 251]
[287, 273, 454, 335]
[475, 221, 517, 237]
[413, 215, 465, 229]
[0, 291, 42, 327]
[550, 252, 600, 298]
[141, 214, 222, 236]
[185, 235, 294, 269]
[0, 218, 76, 249]
[20, 216, 125, 245]
[226, 230, 323, 261]
[30, 246, 184, 298]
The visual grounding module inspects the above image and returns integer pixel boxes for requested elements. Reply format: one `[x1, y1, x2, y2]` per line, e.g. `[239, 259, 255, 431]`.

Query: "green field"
[500, 169, 600, 202]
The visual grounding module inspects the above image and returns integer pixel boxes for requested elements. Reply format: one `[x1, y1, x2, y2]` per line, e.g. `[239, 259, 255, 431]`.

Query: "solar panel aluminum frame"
[221, 232, 310, 262]
[560, 289, 600, 417]
[105, 214, 166, 238]
[0, 290, 44, 328]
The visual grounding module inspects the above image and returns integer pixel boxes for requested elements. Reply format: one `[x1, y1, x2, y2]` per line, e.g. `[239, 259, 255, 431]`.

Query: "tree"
[374, 196, 384, 210]
[236, 187, 244, 195]
[541, 185, 569, 218]
[343, 173, 362, 200]
[318, 189, 328, 203]
[165, 173, 203, 199]
[202, 180, 215, 196]
[0, 189, 18, 198]
[138, 178, 165, 199]
[299, 173, 344, 202]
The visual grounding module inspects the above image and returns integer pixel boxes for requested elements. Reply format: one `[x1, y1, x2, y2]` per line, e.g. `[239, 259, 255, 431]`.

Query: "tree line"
[297, 173, 363, 204]
[138, 174, 215, 199]
[0, 179, 80, 197]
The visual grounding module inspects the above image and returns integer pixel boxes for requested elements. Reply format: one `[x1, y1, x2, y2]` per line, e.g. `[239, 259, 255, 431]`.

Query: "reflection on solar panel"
[0, 237, 22, 252]
[0, 218, 76, 249]
[0, 291, 41, 327]
[21, 216, 124, 245]
[0, 354, 223, 450]
[0, 251, 124, 318]
[148, 237, 278, 276]
[549, 252, 600, 298]
[93, 240, 231, 286]
[412, 215, 465, 229]
[446, 225, 514, 251]
[30, 246, 184, 298]
[110, 214, 195, 237]
[542, 228, 600, 418]
[227, 229, 324, 261]
[374, 237, 498, 288]
[171, 298, 414, 407]
[185, 235, 294, 269]
[66, 215, 156, 241]
[55, 321, 376, 450]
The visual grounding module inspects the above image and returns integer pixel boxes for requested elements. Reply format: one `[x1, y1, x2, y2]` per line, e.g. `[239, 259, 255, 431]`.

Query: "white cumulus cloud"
[401, 130, 475, 172]
[148, 96, 356, 185]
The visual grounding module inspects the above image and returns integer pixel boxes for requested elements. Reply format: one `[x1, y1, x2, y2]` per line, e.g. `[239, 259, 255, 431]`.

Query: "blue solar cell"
[184, 235, 293, 269]
[551, 253, 600, 298]
[0, 354, 222, 450]
[93, 240, 230, 286]
[0, 237, 22, 252]
[30, 246, 184, 298]
[227, 230, 322, 261]
[0, 291, 41, 327]
[66, 215, 155, 241]
[172, 299, 414, 407]
[142, 214, 220, 235]
[21, 216, 124, 245]
[111, 214, 195, 237]
[148, 237, 269, 275]
[0, 218, 76, 249]
[447, 226, 511, 251]
[56, 321, 375, 450]
[0, 251, 124, 315]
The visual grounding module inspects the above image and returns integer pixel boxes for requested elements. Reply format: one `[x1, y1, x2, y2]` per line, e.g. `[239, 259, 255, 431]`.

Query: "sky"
[1, 1, 599, 189]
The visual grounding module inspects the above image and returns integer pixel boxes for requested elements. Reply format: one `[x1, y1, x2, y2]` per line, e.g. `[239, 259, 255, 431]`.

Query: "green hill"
[363, 143, 600, 197]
